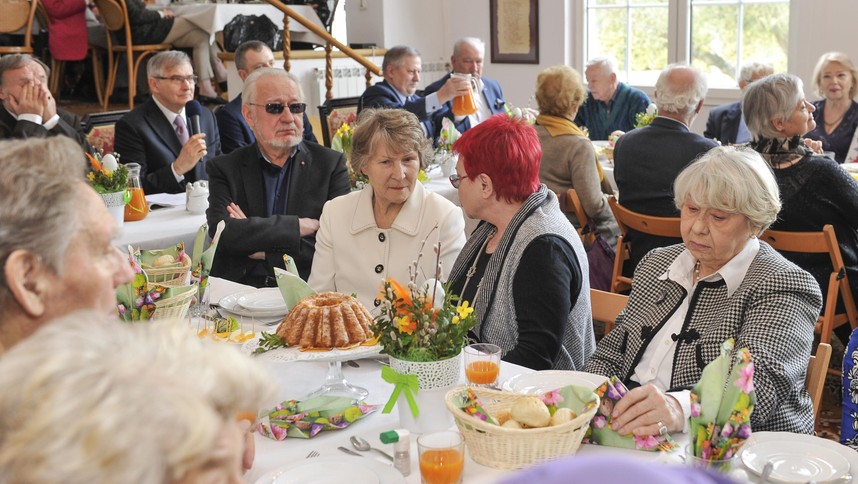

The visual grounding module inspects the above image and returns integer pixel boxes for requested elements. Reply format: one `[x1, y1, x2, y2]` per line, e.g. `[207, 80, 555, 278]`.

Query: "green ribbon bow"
[381, 365, 420, 418]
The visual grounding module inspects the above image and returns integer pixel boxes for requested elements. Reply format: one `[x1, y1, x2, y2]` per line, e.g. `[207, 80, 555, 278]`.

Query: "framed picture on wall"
[490, 0, 539, 64]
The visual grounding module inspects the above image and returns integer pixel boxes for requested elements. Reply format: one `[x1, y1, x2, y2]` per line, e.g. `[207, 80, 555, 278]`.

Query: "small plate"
[219, 289, 288, 318]
[741, 439, 850, 483]
[237, 289, 288, 312]
[242, 334, 382, 363]
[502, 370, 608, 394]
[254, 456, 404, 484]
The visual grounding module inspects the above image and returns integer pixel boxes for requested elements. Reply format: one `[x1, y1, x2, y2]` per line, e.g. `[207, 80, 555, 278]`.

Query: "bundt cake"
[275, 292, 375, 349]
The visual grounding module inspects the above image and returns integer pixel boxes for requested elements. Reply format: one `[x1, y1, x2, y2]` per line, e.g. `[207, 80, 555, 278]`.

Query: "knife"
[337, 446, 363, 457]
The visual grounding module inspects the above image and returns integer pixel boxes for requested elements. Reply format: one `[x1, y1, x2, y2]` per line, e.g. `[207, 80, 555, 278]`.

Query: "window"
[585, 0, 789, 89]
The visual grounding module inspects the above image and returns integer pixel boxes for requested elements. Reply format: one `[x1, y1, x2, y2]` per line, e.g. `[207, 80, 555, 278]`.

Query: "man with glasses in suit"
[114, 51, 221, 194]
[206, 68, 349, 287]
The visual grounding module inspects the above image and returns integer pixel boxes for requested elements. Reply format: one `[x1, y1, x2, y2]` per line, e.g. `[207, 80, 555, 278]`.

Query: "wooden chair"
[590, 288, 628, 338]
[607, 196, 682, 293]
[561, 188, 589, 237]
[0, 0, 38, 56]
[93, 0, 172, 111]
[317, 96, 360, 147]
[760, 225, 858, 350]
[82, 109, 129, 155]
[806, 342, 832, 422]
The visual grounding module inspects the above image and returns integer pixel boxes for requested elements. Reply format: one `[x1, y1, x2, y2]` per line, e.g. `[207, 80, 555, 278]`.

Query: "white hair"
[243, 67, 303, 104]
[674, 146, 781, 233]
[0, 312, 274, 483]
[586, 57, 617, 76]
[742, 73, 804, 140]
[655, 64, 708, 116]
[739, 61, 773, 84]
[453, 37, 485, 57]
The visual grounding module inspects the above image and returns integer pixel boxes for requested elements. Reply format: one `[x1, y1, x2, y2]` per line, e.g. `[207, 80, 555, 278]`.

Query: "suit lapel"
[241, 146, 267, 216]
[143, 100, 183, 158]
[287, 143, 309, 215]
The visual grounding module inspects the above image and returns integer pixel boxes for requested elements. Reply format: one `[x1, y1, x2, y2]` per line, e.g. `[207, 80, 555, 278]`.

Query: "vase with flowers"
[86, 151, 130, 227]
[331, 121, 368, 191]
[375, 231, 478, 433]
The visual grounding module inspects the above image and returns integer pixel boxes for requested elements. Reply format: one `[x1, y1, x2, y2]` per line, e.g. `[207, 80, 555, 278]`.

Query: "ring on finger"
[657, 421, 668, 436]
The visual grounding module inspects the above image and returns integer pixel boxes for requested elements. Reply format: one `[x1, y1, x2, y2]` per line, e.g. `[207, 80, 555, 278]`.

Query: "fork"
[306, 450, 320, 459]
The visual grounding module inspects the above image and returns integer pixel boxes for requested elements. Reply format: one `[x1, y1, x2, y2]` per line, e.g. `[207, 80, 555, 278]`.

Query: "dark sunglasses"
[449, 173, 472, 189]
[247, 102, 307, 115]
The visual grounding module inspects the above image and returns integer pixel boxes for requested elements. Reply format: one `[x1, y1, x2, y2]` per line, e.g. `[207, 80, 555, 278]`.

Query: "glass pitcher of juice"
[124, 162, 149, 221]
[451, 73, 478, 117]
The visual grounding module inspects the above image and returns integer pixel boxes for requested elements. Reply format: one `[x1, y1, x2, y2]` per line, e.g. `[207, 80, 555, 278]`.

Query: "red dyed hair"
[452, 114, 541, 203]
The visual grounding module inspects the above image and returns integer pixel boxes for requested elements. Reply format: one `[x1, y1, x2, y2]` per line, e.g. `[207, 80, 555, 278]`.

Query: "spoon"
[350, 436, 394, 461]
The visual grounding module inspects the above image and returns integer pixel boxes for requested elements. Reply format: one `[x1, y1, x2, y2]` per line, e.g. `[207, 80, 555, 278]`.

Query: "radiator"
[313, 61, 449, 101]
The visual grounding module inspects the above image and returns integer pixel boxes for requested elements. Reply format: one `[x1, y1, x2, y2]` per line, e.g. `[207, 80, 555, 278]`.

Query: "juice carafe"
[124, 162, 149, 221]
[451, 73, 478, 116]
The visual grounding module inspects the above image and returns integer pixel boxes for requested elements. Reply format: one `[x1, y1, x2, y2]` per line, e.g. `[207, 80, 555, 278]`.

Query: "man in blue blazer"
[216, 41, 316, 154]
[114, 51, 221, 194]
[614, 64, 718, 275]
[704, 62, 773, 145]
[207, 68, 349, 286]
[358, 45, 469, 138]
[424, 37, 506, 139]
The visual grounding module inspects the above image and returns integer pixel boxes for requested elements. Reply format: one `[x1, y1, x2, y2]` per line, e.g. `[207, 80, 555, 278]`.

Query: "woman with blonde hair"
[805, 51, 858, 162]
[534, 65, 619, 247]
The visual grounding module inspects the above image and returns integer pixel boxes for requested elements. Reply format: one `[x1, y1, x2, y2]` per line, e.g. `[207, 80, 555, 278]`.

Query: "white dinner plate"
[237, 289, 289, 312]
[502, 370, 608, 394]
[254, 456, 405, 484]
[741, 433, 852, 483]
[219, 289, 289, 318]
[216, 306, 284, 325]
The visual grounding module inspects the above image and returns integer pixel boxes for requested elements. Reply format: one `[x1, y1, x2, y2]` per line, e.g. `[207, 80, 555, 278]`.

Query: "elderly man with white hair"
[704, 61, 774, 145]
[613, 64, 718, 275]
[575, 57, 651, 140]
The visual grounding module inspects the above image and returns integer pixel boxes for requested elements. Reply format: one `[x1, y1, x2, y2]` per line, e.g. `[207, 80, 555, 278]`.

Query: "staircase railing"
[264, 0, 381, 100]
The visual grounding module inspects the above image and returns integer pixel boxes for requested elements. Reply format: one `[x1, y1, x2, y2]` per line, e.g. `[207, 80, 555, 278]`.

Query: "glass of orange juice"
[418, 431, 465, 484]
[464, 343, 501, 387]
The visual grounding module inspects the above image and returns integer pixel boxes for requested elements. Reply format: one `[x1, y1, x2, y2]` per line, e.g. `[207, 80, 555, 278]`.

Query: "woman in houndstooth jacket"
[586, 146, 822, 436]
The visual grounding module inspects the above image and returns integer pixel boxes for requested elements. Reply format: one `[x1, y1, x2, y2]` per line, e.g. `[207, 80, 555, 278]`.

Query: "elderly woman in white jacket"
[309, 108, 466, 309]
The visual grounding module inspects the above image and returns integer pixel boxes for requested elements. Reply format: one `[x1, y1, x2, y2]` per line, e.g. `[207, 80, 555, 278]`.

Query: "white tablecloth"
[115, 200, 206, 253]
[169, 3, 326, 46]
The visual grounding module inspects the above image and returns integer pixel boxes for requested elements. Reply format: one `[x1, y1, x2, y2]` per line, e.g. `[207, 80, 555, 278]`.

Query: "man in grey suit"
[614, 64, 718, 274]
[206, 68, 349, 287]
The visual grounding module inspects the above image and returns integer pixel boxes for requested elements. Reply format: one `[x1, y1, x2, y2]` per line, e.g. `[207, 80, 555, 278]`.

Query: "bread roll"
[510, 396, 551, 428]
[494, 409, 512, 425]
[151, 254, 176, 267]
[549, 407, 577, 426]
[501, 418, 523, 429]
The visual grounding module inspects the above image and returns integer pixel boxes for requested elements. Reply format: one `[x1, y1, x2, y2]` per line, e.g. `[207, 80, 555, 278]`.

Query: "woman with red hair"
[447, 114, 595, 370]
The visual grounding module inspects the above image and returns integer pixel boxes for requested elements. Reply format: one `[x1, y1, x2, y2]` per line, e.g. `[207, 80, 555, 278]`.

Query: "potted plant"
[86, 151, 130, 227]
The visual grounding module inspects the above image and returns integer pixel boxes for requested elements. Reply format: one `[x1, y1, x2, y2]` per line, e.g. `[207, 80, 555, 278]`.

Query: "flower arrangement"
[503, 102, 537, 124]
[634, 103, 658, 128]
[331, 122, 368, 190]
[373, 229, 477, 362]
[85, 151, 129, 194]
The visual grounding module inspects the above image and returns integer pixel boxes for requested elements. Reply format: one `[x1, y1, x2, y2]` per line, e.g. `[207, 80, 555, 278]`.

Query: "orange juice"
[452, 90, 477, 116]
[124, 187, 149, 221]
[465, 360, 499, 385]
[419, 448, 464, 484]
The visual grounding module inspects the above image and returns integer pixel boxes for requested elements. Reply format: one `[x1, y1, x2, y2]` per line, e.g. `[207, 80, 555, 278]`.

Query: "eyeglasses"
[154, 75, 199, 84]
[449, 173, 472, 189]
[246, 102, 307, 115]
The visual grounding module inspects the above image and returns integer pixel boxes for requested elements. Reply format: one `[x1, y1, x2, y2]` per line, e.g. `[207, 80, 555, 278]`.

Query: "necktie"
[174, 116, 189, 145]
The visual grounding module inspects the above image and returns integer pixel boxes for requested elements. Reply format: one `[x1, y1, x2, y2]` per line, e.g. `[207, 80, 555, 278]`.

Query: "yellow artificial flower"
[395, 315, 417, 335]
[456, 301, 474, 320]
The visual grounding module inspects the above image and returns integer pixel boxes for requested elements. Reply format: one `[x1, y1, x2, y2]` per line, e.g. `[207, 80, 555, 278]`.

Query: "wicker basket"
[444, 386, 598, 470]
[144, 253, 191, 287]
[152, 285, 196, 320]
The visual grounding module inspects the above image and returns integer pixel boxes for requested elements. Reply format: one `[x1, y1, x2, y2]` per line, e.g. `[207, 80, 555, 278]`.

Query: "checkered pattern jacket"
[585, 242, 822, 433]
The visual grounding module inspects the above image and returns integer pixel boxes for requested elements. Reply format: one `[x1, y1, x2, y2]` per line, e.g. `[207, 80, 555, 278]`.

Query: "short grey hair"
[586, 57, 617, 76]
[0, 54, 50, 85]
[674, 145, 781, 233]
[382, 45, 421, 73]
[242, 67, 303, 105]
[234, 40, 271, 71]
[742, 73, 804, 140]
[350, 108, 431, 175]
[655, 64, 708, 116]
[0, 137, 88, 311]
[0, 311, 273, 483]
[147, 50, 192, 78]
[812, 51, 858, 99]
[453, 37, 485, 57]
[739, 61, 773, 84]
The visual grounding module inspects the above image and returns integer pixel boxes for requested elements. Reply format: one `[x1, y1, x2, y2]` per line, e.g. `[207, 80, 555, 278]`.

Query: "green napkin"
[689, 338, 756, 461]
[274, 253, 316, 311]
[257, 396, 378, 440]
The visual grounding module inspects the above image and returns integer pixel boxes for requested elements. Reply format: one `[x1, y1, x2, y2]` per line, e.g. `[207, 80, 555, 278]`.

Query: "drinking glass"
[464, 343, 501, 387]
[418, 431, 465, 484]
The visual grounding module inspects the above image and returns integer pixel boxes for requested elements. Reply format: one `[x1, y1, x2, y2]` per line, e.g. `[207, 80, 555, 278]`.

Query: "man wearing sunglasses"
[216, 41, 317, 154]
[114, 51, 221, 194]
[359, 45, 471, 138]
[206, 68, 350, 287]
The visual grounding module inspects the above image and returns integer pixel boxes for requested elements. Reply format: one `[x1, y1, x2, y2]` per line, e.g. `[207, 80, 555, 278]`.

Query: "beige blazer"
[308, 182, 466, 310]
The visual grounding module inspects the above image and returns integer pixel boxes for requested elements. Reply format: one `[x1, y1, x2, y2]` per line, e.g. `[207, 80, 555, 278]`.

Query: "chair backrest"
[0, 0, 38, 54]
[94, 0, 126, 33]
[590, 288, 628, 337]
[761, 225, 858, 346]
[318, 96, 360, 147]
[806, 342, 832, 422]
[561, 188, 589, 236]
[83, 109, 129, 155]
